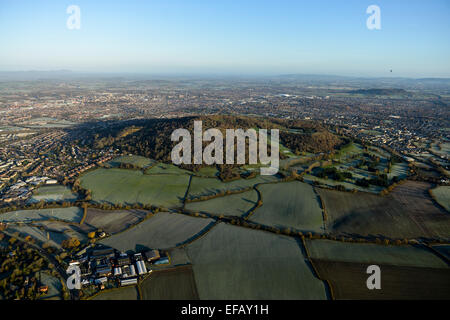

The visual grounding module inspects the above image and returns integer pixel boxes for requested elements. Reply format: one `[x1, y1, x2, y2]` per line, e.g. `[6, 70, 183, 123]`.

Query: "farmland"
[186, 223, 327, 299]
[250, 181, 324, 232]
[145, 163, 191, 175]
[28, 185, 78, 204]
[303, 174, 384, 193]
[317, 181, 450, 239]
[299, 142, 410, 194]
[187, 175, 279, 200]
[312, 259, 450, 300]
[0, 207, 83, 223]
[430, 186, 450, 212]
[108, 155, 155, 169]
[79, 168, 190, 208]
[91, 286, 139, 300]
[305, 239, 448, 268]
[99, 212, 215, 251]
[139, 265, 199, 300]
[185, 190, 258, 217]
[431, 244, 450, 261]
[83, 208, 148, 234]
[5, 225, 68, 248]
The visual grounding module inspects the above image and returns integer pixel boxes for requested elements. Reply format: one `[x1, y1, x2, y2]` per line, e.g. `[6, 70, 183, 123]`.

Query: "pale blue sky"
[0, 0, 449, 77]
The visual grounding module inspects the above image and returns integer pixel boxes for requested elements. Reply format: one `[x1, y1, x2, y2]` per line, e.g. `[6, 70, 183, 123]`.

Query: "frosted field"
[430, 186, 450, 212]
[186, 223, 327, 299]
[28, 185, 78, 203]
[80, 168, 190, 208]
[109, 155, 156, 169]
[145, 163, 191, 175]
[100, 212, 215, 251]
[187, 175, 279, 199]
[0, 207, 83, 223]
[6, 225, 66, 248]
[250, 181, 324, 232]
[388, 163, 409, 180]
[185, 190, 258, 217]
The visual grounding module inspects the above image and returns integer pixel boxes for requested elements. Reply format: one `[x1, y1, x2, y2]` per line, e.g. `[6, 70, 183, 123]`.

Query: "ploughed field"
[82, 208, 148, 234]
[91, 286, 139, 300]
[317, 181, 450, 239]
[139, 265, 199, 300]
[305, 239, 450, 299]
[312, 259, 450, 300]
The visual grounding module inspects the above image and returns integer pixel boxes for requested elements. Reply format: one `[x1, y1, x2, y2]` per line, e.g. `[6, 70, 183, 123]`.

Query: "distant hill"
[347, 88, 411, 96]
[68, 115, 343, 165]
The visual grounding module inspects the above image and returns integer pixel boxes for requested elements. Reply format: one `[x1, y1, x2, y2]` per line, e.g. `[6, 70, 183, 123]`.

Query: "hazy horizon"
[1, 0, 449, 77]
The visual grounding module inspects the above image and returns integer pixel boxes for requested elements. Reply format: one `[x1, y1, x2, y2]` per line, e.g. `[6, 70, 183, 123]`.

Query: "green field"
[193, 166, 219, 177]
[430, 186, 450, 212]
[80, 168, 190, 208]
[185, 190, 258, 217]
[28, 185, 78, 204]
[186, 223, 327, 299]
[0, 207, 83, 223]
[100, 212, 215, 251]
[388, 163, 409, 180]
[303, 174, 384, 193]
[145, 163, 191, 175]
[333, 142, 364, 161]
[109, 155, 156, 169]
[187, 175, 279, 199]
[250, 181, 324, 232]
[305, 239, 447, 268]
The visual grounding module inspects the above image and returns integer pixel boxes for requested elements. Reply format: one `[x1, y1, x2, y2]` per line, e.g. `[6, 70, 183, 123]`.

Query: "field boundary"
[424, 244, 450, 266]
[299, 236, 335, 300]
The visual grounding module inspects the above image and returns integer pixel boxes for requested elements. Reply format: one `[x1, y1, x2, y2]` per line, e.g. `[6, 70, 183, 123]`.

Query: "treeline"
[280, 130, 343, 154]
[69, 115, 340, 173]
[316, 167, 352, 181]
[0, 234, 59, 300]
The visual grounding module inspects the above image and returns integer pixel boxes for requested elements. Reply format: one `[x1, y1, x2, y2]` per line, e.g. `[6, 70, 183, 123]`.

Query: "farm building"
[117, 253, 131, 266]
[90, 246, 115, 258]
[96, 266, 112, 277]
[120, 278, 138, 286]
[144, 249, 160, 262]
[113, 267, 122, 277]
[136, 260, 147, 275]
